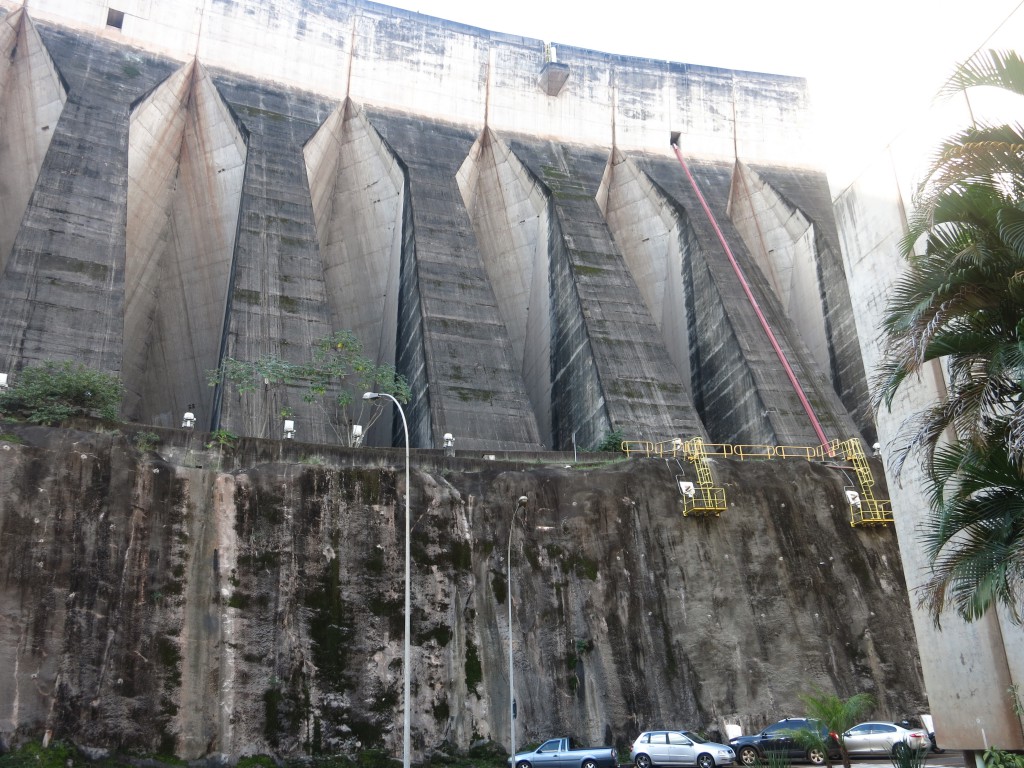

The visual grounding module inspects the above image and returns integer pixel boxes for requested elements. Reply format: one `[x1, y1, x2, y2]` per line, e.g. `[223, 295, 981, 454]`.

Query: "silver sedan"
[842, 722, 930, 756]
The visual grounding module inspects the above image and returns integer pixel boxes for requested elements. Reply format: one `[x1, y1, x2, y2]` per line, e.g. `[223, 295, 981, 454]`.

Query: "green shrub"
[133, 430, 161, 452]
[983, 748, 1024, 768]
[206, 428, 238, 448]
[237, 755, 277, 768]
[889, 744, 929, 768]
[593, 429, 625, 452]
[0, 361, 123, 424]
[0, 741, 76, 768]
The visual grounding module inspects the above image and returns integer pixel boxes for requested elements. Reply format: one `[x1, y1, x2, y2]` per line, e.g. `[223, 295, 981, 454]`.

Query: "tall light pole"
[508, 495, 528, 766]
[363, 391, 410, 768]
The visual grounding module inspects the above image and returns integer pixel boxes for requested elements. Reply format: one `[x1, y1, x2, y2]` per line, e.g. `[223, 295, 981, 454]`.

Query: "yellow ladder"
[835, 438, 894, 527]
[680, 438, 728, 516]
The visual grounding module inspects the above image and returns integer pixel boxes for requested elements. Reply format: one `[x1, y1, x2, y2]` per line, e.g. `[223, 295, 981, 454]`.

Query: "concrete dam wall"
[0, 423, 925, 759]
[0, 2, 872, 453]
[0, 4, 913, 759]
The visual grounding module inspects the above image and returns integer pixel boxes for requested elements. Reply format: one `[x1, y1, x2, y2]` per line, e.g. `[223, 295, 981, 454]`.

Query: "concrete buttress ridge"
[125, 59, 247, 429]
[0, 9, 66, 276]
[0, 3, 870, 452]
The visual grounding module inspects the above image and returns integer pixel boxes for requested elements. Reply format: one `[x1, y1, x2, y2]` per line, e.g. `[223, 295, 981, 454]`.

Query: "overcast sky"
[380, 0, 1024, 189]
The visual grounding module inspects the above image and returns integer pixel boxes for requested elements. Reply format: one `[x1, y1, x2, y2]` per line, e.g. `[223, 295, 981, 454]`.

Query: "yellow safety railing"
[773, 445, 820, 460]
[621, 440, 655, 457]
[683, 486, 727, 516]
[733, 444, 774, 460]
[654, 438, 686, 458]
[620, 433, 893, 527]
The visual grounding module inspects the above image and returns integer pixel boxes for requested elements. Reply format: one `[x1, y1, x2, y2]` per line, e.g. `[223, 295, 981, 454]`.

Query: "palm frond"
[880, 48, 1024, 627]
[939, 49, 1024, 100]
[918, 437, 1024, 625]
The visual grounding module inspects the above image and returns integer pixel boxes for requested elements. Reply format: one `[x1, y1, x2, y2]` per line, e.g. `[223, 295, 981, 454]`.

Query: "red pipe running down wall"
[669, 136, 831, 448]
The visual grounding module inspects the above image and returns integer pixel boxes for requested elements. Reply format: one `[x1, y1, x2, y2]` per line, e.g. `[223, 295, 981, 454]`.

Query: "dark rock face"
[0, 424, 925, 759]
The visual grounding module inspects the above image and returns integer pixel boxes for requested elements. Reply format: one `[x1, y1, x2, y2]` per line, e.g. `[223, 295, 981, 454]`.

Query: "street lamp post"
[507, 495, 529, 766]
[362, 391, 410, 768]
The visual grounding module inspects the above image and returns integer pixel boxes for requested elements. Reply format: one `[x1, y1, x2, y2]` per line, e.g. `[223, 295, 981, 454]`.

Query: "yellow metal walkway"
[621, 436, 893, 527]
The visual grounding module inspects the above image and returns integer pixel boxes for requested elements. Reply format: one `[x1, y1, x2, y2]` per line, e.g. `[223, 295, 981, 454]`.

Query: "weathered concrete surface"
[0, 9, 66, 275]
[0, 0, 1018, 755]
[201, 70, 338, 443]
[729, 163, 873, 442]
[506, 137, 708, 449]
[0, 23, 175, 373]
[0, 14, 868, 455]
[632, 153, 862, 447]
[124, 60, 247, 429]
[458, 129, 556, 444]
[7, 0, 817, 164]
[0, 421, 925, 759]
[363, 111, 546, 452]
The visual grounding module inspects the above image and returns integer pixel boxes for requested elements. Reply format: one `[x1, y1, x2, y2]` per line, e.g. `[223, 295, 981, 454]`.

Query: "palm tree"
[876, 181, 1024, 473]
[922, 431, 1024, 623]
[796, 691, 874, 768]
[875, 48, 1024, 624]
[922, 49, 1024, 212]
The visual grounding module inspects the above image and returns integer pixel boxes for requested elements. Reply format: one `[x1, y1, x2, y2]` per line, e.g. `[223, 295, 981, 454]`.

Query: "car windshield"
[680, 732, 708, 744]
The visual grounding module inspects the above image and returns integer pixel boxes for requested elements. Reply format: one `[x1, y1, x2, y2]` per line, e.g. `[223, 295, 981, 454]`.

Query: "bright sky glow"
[381, 0, 1024, 190]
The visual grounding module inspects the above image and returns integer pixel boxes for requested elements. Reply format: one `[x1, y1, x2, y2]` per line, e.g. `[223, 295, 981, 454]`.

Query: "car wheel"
[807, 747, 826, 766]
[582, 761, 597, 768]
[696, 754, 715, 768]
[635, 754, 653, 768]
[738, 747, 758, 767]
[517, 762, 532, 768]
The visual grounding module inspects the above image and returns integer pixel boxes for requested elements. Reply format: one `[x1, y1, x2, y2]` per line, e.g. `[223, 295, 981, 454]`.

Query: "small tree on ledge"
[209, 330, 410, 446]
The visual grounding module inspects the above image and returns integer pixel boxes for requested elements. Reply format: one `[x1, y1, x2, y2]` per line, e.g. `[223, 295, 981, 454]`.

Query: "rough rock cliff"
[0, 423, 925, 759]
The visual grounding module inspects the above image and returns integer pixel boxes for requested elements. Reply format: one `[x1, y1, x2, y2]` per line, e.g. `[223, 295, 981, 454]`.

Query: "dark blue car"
[728, 718, 841, 766]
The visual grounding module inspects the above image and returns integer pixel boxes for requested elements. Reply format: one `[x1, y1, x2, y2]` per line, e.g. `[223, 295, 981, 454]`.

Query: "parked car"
[843, 722, 930, 757]
[901, 716, 943, 753]
[632, 730, 736, 768]
[728, 718, 840, 766]
[511, 737, 619, 768]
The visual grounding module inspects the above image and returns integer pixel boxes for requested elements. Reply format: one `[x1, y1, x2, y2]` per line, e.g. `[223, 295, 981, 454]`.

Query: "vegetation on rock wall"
[592, 429, 625, 452]
[0, 742, 511, 768]
[210, 330, 411, 446]
[0, 361, 123, 424]
[464, 635, 483, 696]
[0, 423, 927, 762]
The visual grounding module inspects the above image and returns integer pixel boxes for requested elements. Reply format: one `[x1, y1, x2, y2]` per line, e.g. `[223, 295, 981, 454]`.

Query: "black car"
[728, 718, 841, 766]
